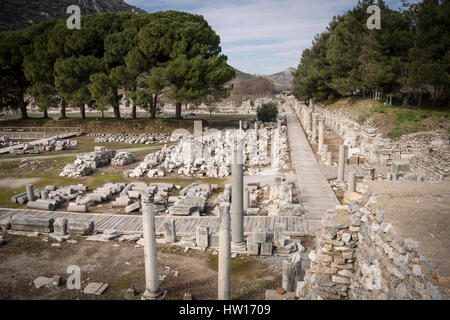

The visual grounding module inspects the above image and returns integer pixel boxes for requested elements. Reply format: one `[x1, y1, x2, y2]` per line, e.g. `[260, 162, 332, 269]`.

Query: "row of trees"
[228, 76, 275, 107]
[292, 0, 449, 108]
[0, 11, 235, 119]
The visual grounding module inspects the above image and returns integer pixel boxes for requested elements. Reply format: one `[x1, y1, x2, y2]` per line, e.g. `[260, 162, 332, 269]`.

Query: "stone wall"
[297, 195, 442, 300]
[289, 99, 449, 181]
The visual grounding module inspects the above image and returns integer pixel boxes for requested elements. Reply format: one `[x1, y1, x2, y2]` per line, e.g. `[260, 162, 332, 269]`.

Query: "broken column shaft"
[231, 145, 245, 249]
[26, 184, 35, 202]
[142, 198, 163, 299]
[218, 204, 231, 300]
[348, 171, 356, 193]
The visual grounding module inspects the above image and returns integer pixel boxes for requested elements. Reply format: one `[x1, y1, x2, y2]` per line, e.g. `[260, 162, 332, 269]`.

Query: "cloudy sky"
[127, 0, 419, 75]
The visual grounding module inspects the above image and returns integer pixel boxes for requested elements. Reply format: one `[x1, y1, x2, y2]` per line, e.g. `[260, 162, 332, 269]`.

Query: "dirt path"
[0, 233, 281, 300]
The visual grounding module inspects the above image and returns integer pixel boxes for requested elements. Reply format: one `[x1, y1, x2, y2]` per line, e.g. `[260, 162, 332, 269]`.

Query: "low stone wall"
[297, 194, 442, 300]
[288, 99, 449, 181]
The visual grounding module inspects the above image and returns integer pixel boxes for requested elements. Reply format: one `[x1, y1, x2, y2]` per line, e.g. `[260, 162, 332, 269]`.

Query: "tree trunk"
[432, 87, 437, 107]
[418, 91, 423, 107]
[18, 90, 28, 120]
[80, 105, 86, 120]
[101, 110, 104, 118]
[61, 99, 66, 119]
[175, 101, 182, 119]
[151, 95, 157, 119]
[43, 109, 48, 118]
[402, 95, 408, 106]
[113, 105, 121, 119]
[132, 102, 136, 119]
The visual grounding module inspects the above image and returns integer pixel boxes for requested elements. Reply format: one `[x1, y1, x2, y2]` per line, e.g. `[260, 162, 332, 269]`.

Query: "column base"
[141, 289, 166, 300]
[231, 241, 247, 252]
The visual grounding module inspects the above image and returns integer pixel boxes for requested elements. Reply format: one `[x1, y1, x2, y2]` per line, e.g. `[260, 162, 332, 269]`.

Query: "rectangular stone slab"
[10, 216, 54, 233]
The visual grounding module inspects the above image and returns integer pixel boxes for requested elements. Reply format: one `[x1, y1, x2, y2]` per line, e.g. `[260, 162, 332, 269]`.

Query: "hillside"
[233, 67, 294, 92]
[0, 0, 146, 31]
[320, 97, 450, 139]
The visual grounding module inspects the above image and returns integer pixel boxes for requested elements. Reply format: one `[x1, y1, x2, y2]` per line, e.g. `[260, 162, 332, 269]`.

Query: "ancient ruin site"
[0, 0, 448, 307]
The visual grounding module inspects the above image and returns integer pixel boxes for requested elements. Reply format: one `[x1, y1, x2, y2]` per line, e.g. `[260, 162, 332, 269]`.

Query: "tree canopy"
[292, 0, 449, 108]
[0, 10, 235, 119]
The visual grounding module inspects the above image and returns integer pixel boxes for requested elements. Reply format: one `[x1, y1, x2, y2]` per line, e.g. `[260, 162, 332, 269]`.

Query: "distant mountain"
[233, 67, 295, 92]
[267, 67, 295, 91]
[0, 0, 146, 31]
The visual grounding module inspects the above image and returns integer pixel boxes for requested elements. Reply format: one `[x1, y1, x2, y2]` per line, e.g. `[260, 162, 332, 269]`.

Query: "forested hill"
[293, 0, 449, 108]
[0, 0, 146, 31]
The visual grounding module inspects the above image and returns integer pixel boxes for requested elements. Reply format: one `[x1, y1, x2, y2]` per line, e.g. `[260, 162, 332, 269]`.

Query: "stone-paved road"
[284, 107, 339, 234]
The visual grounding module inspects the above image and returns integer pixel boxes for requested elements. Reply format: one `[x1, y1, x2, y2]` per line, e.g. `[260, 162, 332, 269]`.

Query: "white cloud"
[125, 0, 415, 74]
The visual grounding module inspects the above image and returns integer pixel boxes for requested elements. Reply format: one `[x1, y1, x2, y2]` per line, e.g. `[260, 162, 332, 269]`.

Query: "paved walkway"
[0, 208, 308, 236]
[285, 108, 339, 234]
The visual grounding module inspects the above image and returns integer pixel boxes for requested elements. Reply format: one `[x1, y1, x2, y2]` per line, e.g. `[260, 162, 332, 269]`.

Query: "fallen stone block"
[54, 218, 68, 235]
[247, 241, 260, 255]
[125, 201, 141, 213]
[10, 216, 54, 233]
[208, 232, 219, 247]
[33, 276, 54, 289]
[67, 203, 89, 213]
[67, 220, 94, 235]
[27, 201, 55, 211]
[102, 229, 121, 240]
[246, 207, 260, 215]
[0, 216, 12, 231]
[260, 242, 273, 256]
[83, 282, 109, 295]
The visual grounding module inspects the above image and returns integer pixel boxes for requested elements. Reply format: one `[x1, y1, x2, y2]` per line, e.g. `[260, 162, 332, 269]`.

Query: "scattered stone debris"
[111, 151, 135, 166]
[7, 136, 77, 155]
[83, 282, 109, 295]
[90, 133, 170, 144]
[33, 276, 59, 289]
[60, 146, 115, 177]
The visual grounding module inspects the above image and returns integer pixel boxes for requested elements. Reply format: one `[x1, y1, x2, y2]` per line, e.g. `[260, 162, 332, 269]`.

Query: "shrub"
[257, 102, 278, 122]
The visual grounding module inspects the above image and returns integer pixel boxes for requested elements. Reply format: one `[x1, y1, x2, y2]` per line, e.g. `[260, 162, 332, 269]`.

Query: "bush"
[257, 102, 278, 122]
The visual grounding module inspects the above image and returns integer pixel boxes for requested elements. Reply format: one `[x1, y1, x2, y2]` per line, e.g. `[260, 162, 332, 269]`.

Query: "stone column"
[243, 187, 249, 213]
[348, 171, 356, 193]
[218, 203, 231, 300]
[26, 184, 35, 202]
[141, 198, 163, 300]
[338, 144, 346, 181]
[322, 144, 328, 160]
[326, 152, 332, 165]
[231, 145, 245, 250]
[311, 114, 317, 142]
[41, 189, 49, 200]
[254, 121, 258, 137]
[318, 119, 324, 154]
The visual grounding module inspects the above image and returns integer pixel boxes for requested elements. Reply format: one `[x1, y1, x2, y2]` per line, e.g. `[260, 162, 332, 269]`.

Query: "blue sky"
[126, 0, 421, 75]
